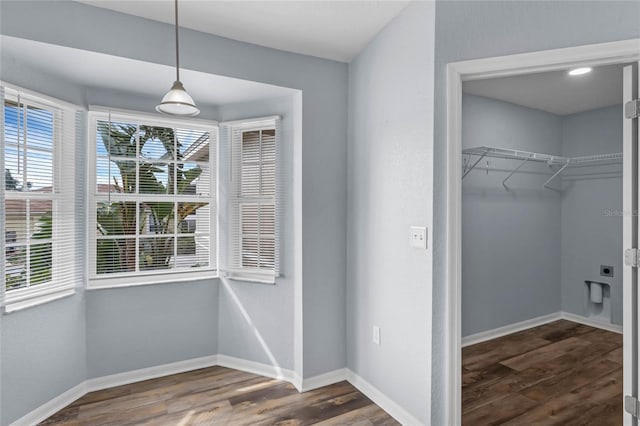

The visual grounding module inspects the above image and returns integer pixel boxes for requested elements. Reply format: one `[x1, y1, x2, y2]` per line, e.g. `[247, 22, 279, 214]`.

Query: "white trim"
[219, 115, 282, 126]
[461, 312, 623, 349]
[87, 270, 219, 290]
[300, 368, 348, 392]
[1, 81, 81, 111]
[560, 311, 623, 334]
[9, 382, 87, 426]
[216, 354, 294, 382]
[3, 288, 75, 313]
[88, 105, 218, 127]
[9, 355, 419, 426]
[445, 38, 640, 426]
[85, 355, 219, 392]
[461, 312, 561, 347]
[346, 369, 424, 426]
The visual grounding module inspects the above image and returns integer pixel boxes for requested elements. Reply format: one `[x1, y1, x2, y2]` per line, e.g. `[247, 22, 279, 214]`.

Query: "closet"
[460, 64, 626, 424]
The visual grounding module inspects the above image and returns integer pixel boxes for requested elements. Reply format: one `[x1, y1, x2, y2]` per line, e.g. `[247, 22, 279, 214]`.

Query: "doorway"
[445, 39, 640, 425]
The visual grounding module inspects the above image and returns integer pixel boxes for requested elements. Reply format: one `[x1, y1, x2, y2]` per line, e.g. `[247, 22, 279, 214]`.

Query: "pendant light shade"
[157, 80, 200, 116]
[156, 0, 200, 116]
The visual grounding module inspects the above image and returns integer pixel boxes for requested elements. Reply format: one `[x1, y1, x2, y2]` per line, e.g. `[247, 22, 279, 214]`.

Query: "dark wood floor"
[40, 366, 399, 426]
[462, 319, 623, 425]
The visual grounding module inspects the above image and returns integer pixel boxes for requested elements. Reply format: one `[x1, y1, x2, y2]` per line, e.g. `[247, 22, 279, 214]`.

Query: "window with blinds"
[226, 118, 280, 282]
[88, 111, 217, 288]
[1, 86, 78, 311]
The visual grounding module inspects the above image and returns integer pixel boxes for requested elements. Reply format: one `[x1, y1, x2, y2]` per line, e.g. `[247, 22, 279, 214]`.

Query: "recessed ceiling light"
[568, 67, 592, 76]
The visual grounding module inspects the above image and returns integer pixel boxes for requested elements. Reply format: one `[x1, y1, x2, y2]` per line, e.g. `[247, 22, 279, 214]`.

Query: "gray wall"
[461, 95, 562, 337]
[432, 1, 640, 423]
[216, 95, 298, 370]
[561, 105, 623, 325]
[347, 2, 435, 423]
[86, 281, 218, 378]
[1, 296, 87, 426]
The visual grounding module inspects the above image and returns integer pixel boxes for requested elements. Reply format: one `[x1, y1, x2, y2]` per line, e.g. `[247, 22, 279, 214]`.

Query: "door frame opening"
[444, 39, 640, 426]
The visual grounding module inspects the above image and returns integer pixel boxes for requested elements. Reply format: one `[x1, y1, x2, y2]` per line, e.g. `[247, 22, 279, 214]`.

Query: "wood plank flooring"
[462, 320, 623, 425]
[40, 366, 399, 426]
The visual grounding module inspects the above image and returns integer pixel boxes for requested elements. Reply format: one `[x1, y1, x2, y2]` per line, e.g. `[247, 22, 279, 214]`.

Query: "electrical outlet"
[373, 326, 381, 345]
[410, 226, 427, 249]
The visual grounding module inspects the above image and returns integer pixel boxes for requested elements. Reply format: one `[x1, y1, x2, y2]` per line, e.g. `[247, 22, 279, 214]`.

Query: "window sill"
[222, 270, 278, 285]
[3, 286, 76, 314]
[87, 269, 219, 290]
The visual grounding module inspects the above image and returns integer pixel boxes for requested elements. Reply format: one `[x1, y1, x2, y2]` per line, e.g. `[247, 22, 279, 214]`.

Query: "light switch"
[410, 226, 427, 249]
[373, 326, 381, 345]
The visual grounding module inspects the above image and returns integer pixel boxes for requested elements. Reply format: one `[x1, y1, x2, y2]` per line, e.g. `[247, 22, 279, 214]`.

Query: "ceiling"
[74, 0, 409, 62]
[1, 36, 296, 106]
[463, 63, 625, 116]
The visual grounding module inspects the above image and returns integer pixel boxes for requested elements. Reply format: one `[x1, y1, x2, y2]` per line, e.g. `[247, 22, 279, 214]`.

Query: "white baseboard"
[560, 311, 623, 334]
[300, 368, 348, 392]
[85, 355, 219, 392]
[216, 354, 294, 383]
[11, 356, 415, 426]
[461, 311, 624, 348]
[461, 312, 561, 347]
[10, 382, 87, 426]
[345, 369, 424, 426]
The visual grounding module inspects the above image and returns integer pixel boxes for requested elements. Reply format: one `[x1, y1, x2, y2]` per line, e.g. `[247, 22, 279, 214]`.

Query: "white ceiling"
[74, 0, 409, 62]
[1, 36, 296, 106]
[463, 63, 625, 116]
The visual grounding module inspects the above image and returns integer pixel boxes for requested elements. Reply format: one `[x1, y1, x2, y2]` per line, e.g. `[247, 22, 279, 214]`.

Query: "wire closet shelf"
[462, 146, 623, 189]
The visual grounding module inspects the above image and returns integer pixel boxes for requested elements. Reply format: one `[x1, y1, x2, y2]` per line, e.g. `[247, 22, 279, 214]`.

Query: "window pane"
[261, 161, 276, 196]
[140, 237, 174, 271]
[177, 128, 209, 162]
[261, 129, 276, 162]
[96, 158, 135, 193]
[259, 204, 275, 236]
[139, 162, 170, 194]
[5, 245, 26, 290]
[139, 201, 175, 236]
[96, 201, 137, 236]
[4, 102, 21, 145]
[4, 146, 23, 191]
[177, 163, 207, 196]
[5, 199, 27, 243]
[241, 163, 260, 196]
[30, 200, 53, 238]
[30, 242, 52, 286]
[139, 125, 175, 160]
[259, 237, 275, 269]
[97, 120, 137, 158]
[178, 202, 209, 234]
[96, 237, 136, 274]
[175, 236, 209, 268]
[26, 149, 53, 192]
[241, 236, 259, 269]
[242, 131, 260, 163]
[26, 105, 54, 150]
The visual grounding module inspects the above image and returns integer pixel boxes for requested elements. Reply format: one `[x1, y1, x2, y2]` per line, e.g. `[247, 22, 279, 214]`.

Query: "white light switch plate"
[373, 326, 381, 345]
[410, 226, 427, 249]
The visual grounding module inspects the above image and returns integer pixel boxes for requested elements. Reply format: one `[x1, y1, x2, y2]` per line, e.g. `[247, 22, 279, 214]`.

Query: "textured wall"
[347, 2, 435, 423]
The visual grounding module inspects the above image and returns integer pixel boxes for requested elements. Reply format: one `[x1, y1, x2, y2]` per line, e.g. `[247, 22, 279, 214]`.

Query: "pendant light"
[156, 0, 200, 116]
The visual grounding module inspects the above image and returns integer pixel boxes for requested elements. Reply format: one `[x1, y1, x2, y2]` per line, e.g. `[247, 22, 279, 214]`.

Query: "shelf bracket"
[462, 152, 487, 179]
[543, 162, 570, 189]
[502, 156, 531, 190]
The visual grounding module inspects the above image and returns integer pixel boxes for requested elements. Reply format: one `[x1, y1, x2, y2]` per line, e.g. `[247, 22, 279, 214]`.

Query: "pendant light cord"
[175, 0, 180, 82]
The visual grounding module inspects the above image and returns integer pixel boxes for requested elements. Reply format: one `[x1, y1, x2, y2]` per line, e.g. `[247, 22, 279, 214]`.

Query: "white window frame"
[1, 84, 78, 313]
[87, 109, 219, 289]
[222, 116, 281, 284]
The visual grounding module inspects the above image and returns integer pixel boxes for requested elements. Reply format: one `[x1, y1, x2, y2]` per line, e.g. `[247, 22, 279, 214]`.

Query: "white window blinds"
[88, 111, 218, 288]
[1, 86, 79, 311]
[224, 117, 281, 283]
